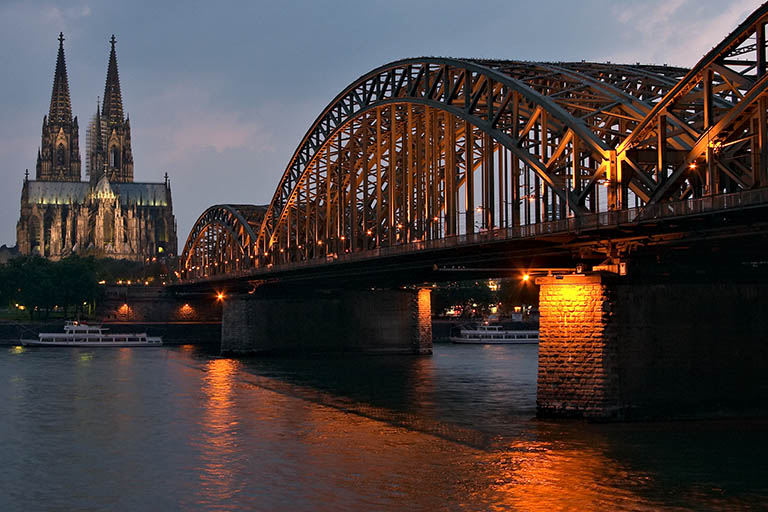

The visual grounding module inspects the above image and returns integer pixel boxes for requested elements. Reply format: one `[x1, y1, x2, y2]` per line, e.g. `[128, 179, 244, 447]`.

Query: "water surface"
[1, 343, 766, 511]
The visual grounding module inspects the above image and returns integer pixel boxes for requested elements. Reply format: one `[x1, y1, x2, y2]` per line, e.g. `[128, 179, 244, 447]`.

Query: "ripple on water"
[0, 343, 765, 511]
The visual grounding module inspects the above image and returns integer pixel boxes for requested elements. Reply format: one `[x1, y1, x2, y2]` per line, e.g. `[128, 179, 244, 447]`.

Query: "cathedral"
[16, 34, 177, 261]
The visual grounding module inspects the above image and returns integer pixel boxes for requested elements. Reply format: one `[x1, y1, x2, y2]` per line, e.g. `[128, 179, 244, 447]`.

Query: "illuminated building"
[16, 34, 176, 260]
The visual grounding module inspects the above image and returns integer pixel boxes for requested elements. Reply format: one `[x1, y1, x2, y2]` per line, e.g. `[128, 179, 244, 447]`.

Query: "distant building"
[16, 34, 176, 261]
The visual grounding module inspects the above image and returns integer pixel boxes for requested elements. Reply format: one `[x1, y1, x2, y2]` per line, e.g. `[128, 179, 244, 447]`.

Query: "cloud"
[610, 0, 757, 66]
[135, 85, 276, 166]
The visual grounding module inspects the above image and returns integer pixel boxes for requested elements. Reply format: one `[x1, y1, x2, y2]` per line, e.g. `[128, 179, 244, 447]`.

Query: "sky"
[0, 0, 760, 249]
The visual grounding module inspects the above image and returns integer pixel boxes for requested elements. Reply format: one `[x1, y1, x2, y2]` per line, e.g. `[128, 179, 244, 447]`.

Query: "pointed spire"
[94, 97, 104, 152]
[102, 34, 124, 125]
[49, 32, 72, 124]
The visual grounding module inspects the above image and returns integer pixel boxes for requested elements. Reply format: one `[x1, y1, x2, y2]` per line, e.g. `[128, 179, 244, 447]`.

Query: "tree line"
[0, 256, 171, 320]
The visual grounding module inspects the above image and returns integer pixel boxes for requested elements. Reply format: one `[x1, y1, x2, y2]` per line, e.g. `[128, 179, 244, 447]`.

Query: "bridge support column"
[536, 273, 768, 420]
[221, 288, 432, 355]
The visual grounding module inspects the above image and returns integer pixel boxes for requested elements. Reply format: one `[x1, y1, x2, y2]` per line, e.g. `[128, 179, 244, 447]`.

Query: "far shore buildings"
[16, 34, 177, 261]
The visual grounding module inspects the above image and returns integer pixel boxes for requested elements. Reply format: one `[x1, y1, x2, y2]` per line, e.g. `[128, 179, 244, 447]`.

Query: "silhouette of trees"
[0, 256, 100, 319]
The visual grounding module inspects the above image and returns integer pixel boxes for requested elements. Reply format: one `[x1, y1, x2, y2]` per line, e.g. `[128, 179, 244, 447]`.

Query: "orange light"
[522, 273, 530, 282]
[366, 229, 372, 236]
[216, 292, 225, 301]
[317, 240, 323, 245]
[689, 162, 697, 170]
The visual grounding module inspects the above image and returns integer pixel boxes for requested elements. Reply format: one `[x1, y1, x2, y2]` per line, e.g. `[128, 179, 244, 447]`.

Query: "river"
[1, 343, 766, 511]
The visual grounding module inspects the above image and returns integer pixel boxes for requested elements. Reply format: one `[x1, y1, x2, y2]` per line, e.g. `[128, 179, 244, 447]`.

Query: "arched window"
[110, 146, 120, 168]
[56, 144, 66, 166]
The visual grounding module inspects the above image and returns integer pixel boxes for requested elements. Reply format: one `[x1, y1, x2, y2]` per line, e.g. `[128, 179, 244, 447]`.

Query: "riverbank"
[2, 319, 537, 345]
[431, 318, 539, 342]
[0, 321, 221, 345]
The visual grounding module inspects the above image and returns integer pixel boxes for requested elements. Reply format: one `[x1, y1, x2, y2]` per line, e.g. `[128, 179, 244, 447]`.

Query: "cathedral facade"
[16, 34, 176, 261]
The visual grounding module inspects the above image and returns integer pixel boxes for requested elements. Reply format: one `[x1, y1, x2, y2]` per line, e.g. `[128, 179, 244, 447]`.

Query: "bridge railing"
[182, 188, 768, 283]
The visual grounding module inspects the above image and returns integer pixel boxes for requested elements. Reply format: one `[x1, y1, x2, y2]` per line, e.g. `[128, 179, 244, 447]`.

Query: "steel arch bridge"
[181, 205, 266, 279]
[181, 4, 768, 282]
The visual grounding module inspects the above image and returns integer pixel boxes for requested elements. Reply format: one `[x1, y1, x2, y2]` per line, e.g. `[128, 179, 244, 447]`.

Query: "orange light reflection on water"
[471, 438, 657, 511]
[190, 358, 665, 510]
[198, 358, 242, 504]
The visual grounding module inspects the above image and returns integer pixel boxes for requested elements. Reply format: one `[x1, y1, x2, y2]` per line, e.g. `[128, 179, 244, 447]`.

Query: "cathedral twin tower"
[17, 34, 177, 260]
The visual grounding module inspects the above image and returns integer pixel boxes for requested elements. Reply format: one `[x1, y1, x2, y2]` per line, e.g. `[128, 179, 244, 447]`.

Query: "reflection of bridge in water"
[175, 5, 768, 420]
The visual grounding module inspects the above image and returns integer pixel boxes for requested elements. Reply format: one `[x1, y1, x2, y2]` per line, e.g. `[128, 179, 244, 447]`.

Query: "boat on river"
[450, 324, 538, 344]
[21, 321, 162, 347]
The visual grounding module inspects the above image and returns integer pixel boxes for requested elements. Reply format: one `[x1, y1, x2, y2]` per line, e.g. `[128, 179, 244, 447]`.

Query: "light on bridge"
[522, 273, 530, 282]
[689, 162, 697, 170]
[216, 292, 225, 302]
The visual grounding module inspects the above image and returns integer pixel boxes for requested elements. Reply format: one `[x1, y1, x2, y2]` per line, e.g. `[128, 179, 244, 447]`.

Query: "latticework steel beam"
[181, 204, 265, 280]
[180, 3, 768, 279]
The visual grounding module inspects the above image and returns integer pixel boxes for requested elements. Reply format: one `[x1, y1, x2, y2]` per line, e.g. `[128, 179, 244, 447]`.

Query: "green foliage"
[0, 255, 102, 319]
[431, 278, 539, 317]
[92, 257, 173, 284]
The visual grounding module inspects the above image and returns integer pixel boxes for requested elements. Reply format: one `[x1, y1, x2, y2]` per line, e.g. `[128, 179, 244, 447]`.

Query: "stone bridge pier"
[221, 288, 432, 355]
[536, 273, 768, 420]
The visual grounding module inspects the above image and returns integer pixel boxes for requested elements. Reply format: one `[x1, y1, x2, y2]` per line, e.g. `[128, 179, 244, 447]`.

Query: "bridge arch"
[618, 3, 768, 203]
[181, 204, 265, 280]
[255, 57, 692, 265]
[179, 3, 768, 277]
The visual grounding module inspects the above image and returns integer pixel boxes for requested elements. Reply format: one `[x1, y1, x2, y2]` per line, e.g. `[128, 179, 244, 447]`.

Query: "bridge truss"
[181, 205, 265, 279]
[181, 4, 768, 281]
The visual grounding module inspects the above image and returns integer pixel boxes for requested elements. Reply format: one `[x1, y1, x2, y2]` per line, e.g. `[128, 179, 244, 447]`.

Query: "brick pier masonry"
[536, 273, 768, 420]
[221, 288, 432, 355]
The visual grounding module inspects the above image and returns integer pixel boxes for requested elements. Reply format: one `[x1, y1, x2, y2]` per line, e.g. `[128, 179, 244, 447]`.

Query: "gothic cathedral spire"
[36, 32, 81, 181]
[102, 35, 124, 125]
[97, 35, 133, 183]
[49, 32, 72, 123]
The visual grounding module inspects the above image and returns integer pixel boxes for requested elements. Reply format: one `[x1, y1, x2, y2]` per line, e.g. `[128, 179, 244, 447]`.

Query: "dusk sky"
[0, 0, 758, 248]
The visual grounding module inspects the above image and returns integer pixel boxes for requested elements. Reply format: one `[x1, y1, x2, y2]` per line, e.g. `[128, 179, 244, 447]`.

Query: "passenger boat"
[21, 321, 162, 347]
[450, 324, 538, 344]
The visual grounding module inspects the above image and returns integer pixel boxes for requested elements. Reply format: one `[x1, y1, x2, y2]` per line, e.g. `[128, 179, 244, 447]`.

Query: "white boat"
[450, 323, 538, 344]
[21, 321, 162, 347]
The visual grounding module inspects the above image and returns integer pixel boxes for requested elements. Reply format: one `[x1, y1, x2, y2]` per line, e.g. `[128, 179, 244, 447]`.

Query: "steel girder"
[181, 204, 264, 280]
[180, 3, 768, 277]
[254, 57, 696, 264]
